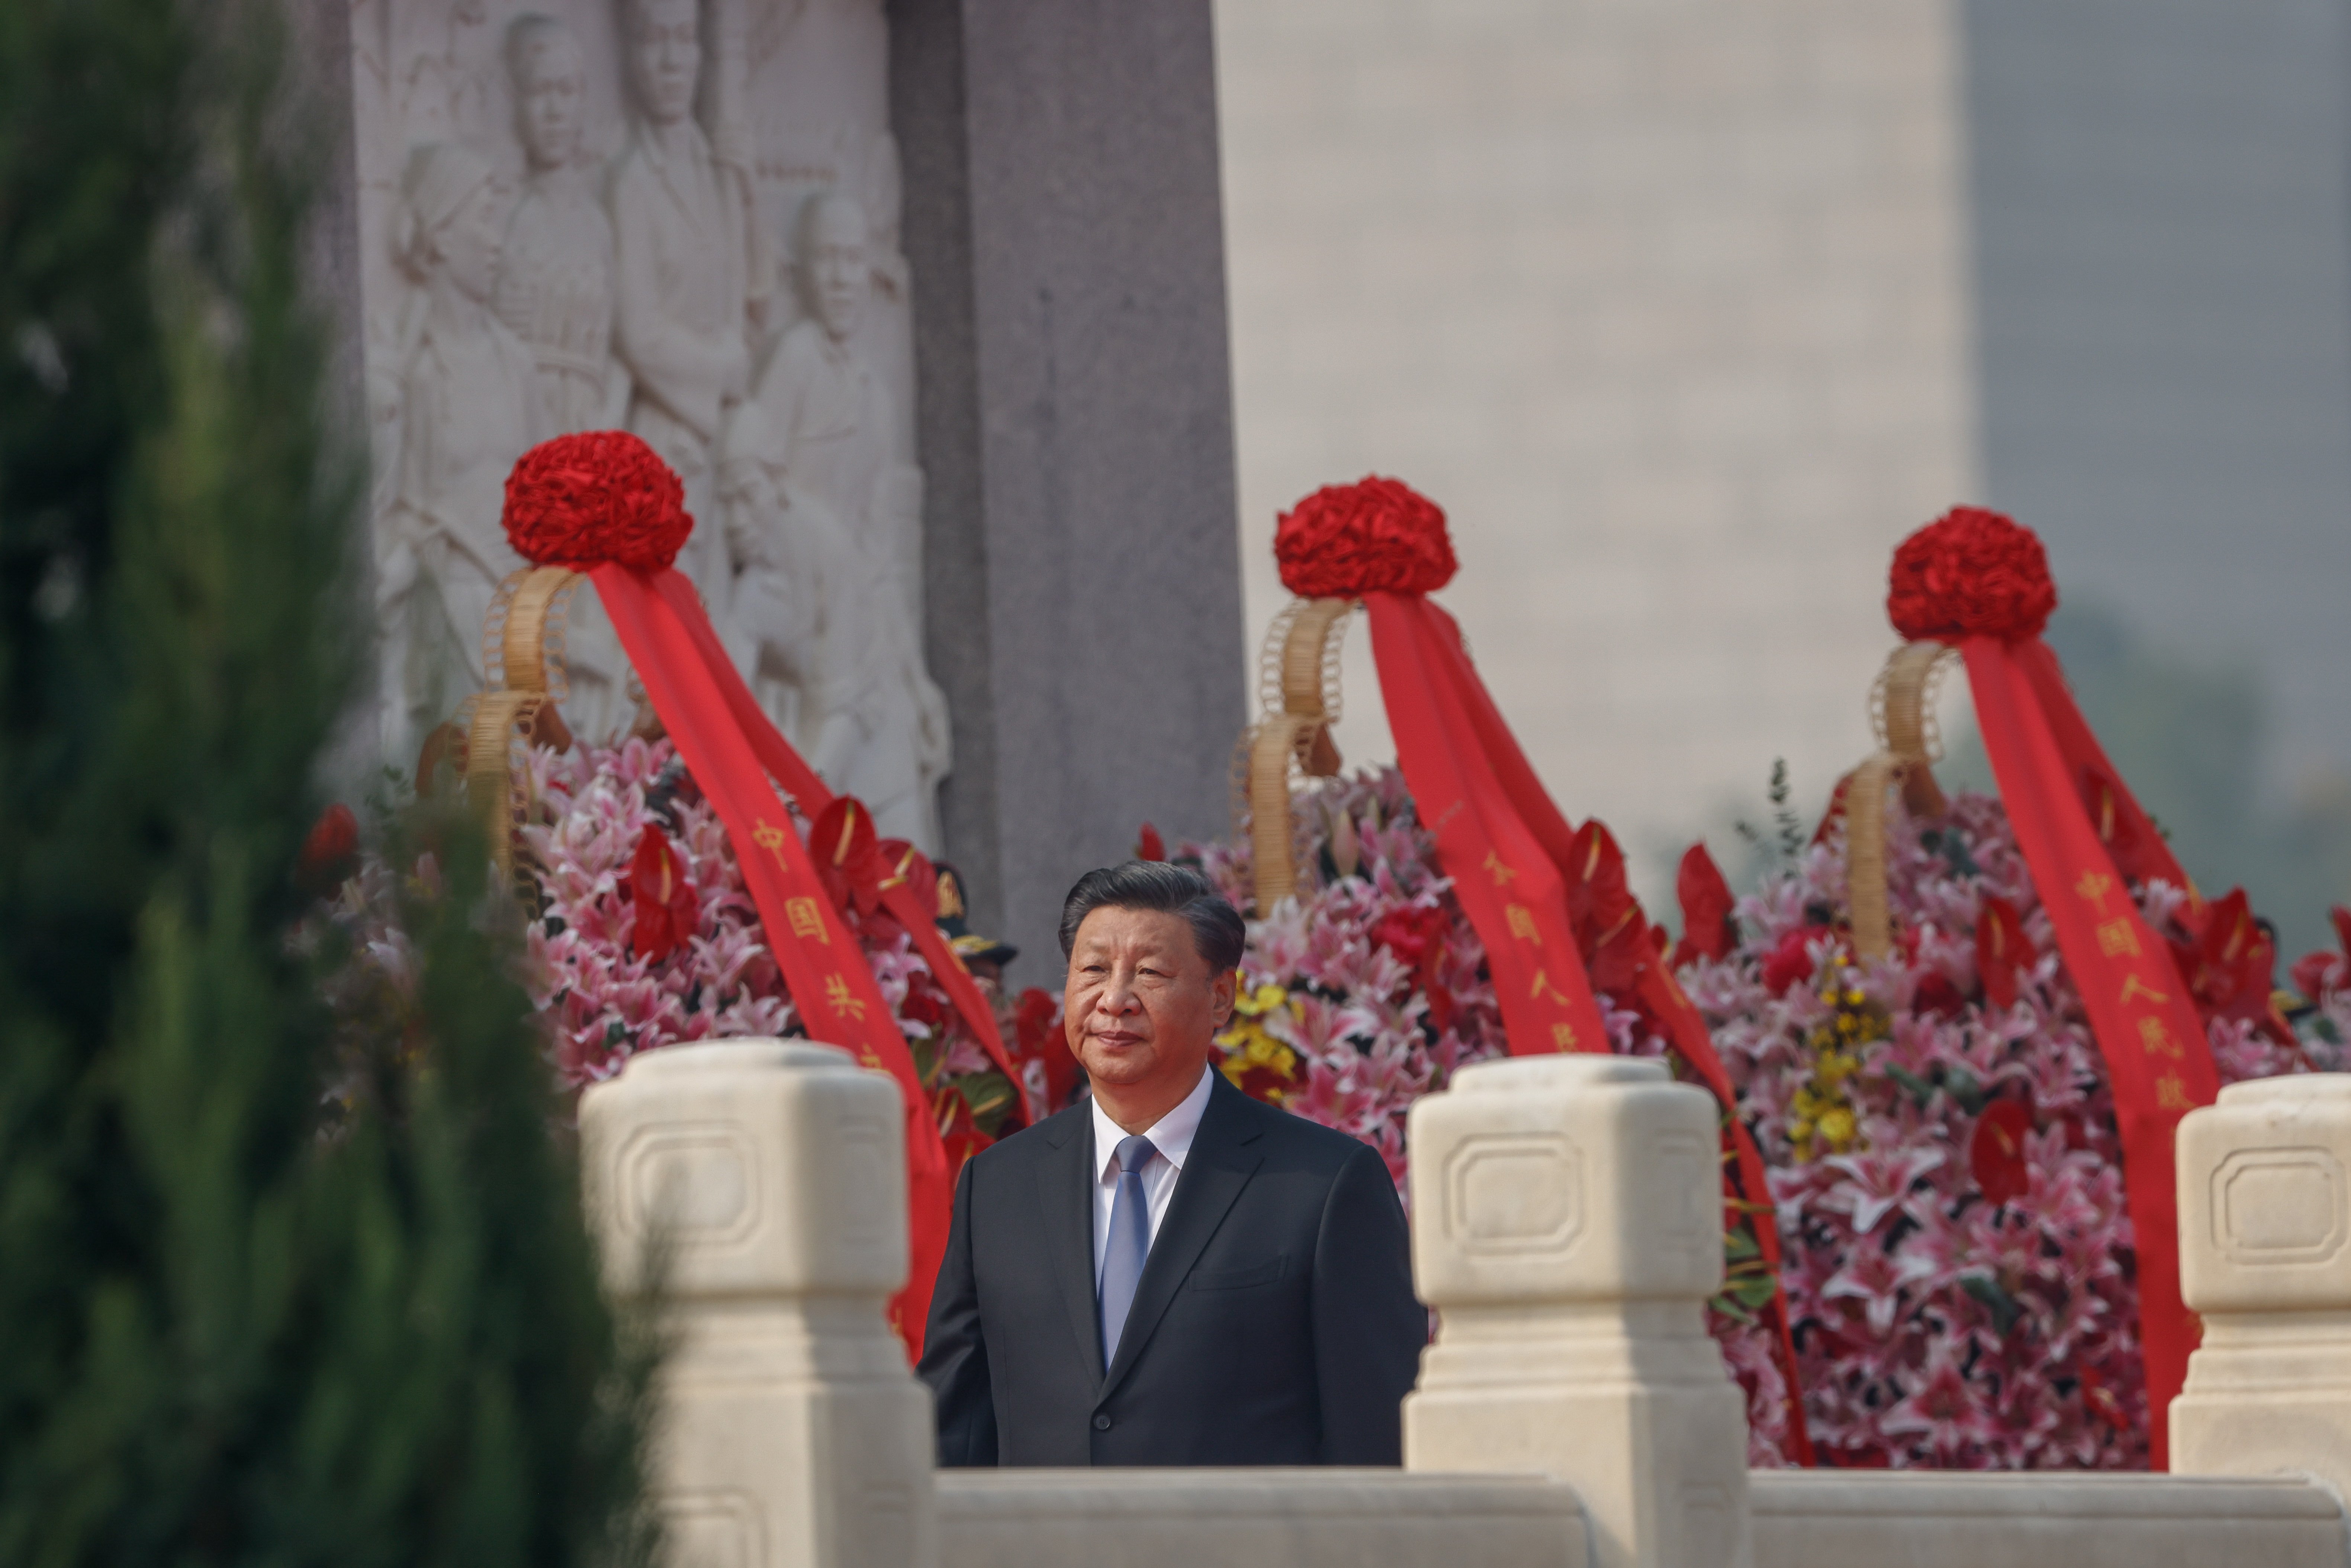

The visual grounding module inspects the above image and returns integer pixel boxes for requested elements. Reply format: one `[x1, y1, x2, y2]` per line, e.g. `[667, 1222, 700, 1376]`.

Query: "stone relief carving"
[495, 16, 622, 435]
[350, 0, 947, 848]
[376, 140, 544, 741]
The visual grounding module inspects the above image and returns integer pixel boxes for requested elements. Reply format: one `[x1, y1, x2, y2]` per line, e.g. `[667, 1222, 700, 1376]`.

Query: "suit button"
[1092, 1413, 1112, 1431]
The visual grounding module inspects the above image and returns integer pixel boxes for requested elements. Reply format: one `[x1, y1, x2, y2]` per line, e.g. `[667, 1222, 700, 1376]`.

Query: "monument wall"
[353, 0, 946, 849]
[316, 0, 1247, 968]
[1214, 0, 1979, 892]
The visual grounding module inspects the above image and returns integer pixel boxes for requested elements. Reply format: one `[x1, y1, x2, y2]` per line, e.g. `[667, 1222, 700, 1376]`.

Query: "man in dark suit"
[917, 861, 1427, 1466]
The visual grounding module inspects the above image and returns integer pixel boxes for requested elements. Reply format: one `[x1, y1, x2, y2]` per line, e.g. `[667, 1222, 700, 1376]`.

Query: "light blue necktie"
[1098, 1133, 1158, 1366]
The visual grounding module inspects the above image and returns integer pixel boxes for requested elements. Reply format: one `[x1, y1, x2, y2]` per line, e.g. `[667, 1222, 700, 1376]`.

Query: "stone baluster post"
[580, 1040, 937, 1568]
[2172, 1076, 2351, 1495]
[1402, 1055, 1752, 1568]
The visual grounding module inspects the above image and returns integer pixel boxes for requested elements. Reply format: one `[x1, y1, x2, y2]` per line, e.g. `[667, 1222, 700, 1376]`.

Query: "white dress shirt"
[1089, 1065, 1216, 1287]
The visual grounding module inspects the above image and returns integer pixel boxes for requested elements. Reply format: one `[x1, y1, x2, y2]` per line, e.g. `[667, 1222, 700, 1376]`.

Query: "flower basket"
[1675, 506, 2334, 1466]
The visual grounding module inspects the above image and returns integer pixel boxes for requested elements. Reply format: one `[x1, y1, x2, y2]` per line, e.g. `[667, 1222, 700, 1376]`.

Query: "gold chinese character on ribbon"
[2157, 1074, 2194, 1111]
[752, 820, 791, 871]
[2095, 918, 2140, 959]
[1551, 1022, 1578, 1050]
[1506, 903, 1541, 945]
[2075, 871, 2116, 910]
[2120, 973, 2168, 1007]
[1530, 968, 1569, 1006]
[824, 973, 866, 1021]
[1485, 851, 1518, 886]
[2137, 1016, 2183, 1059]
[785, 896, 829, 944]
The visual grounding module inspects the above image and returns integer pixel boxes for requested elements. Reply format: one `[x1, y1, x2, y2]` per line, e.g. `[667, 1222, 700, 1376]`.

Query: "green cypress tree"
[0, 4, 656, 1562]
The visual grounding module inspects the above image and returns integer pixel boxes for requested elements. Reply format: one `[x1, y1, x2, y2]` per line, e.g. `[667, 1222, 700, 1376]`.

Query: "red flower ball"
[504, 430, 693, 571]
[1886, 506, 2058, 641]
[1274, 476, 1457, 599]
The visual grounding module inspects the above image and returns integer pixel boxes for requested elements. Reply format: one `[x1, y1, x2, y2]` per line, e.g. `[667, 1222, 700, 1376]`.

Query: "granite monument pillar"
[893, 0, 1247, 968]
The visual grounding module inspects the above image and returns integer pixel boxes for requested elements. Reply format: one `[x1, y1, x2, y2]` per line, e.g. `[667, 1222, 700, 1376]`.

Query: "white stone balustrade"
[1402, 1055, 1753, 1568]
[574, 1039, 2351, 1568]
[2172, 1075, 2351, 1498]
[579, 1039, 936, 1568]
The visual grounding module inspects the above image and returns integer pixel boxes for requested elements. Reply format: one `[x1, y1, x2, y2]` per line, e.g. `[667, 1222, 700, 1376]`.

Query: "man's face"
[515, 35, 585, 170]
[625, 0, 699, 126]
[801, 198, 869, 342]
[1064, 907, 1235, 1099]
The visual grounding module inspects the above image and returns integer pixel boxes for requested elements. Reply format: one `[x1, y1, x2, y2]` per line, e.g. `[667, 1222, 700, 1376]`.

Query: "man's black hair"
[1057, 861, 1246, 972]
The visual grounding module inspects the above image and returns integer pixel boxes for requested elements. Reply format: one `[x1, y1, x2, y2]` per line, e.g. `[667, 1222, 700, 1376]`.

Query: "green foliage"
[1728, 757, 1809, 886]
[0, 4, 655, 1562]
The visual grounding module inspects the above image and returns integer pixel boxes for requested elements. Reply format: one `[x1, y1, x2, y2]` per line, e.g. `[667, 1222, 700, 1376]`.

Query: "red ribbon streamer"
[1367, 595, 1613, 1054]
[642, 572, 1032, 1125]
[1963, 635, 2217, 1466]
[2016, 637, 2193, 894]
[589, 563, 953, 1353]
[1367, 592, 1814, 1464]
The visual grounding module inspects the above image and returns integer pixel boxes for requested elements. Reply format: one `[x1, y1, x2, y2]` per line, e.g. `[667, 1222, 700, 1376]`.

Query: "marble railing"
[579, 1043, 2351, 1568]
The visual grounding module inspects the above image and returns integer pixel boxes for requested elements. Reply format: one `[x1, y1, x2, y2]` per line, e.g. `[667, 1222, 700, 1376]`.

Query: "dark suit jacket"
[917, 1072, 1426, 1466]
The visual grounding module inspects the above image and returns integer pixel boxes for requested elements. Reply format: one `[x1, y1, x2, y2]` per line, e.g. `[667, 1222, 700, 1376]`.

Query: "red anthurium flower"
[898, 981, 946, 1033]
[1134, 823, 1166, 862]
[2079, 1365, 2133, 1432]
[1370, 905, 1452, 1018]
[1811, 773, 1854, 847]
[1762, 924, 1826, 997]
[1226, 1049, 1301, 1104]
[1586, 909, 1655, 997]
[298, 802, 361, 894]
[810, 795, 888, 916]
[875, 837, 936, 917]
[1913, 972, 1967, 1020]
[1969, 1098, 2034, 1209]
[1671, 842, 1737, 969]
[1013, 987, 1080, 1112]
[2077, 763, 2165, 888]
[1371, 905, 1436, 968]
[2293, 905, 2351, 1003]
[1975, 895, 2032, 1011]
[2290, 949, 2341, 1006]
[1565, 819, 1637, 957]
[937, 1090, 995, 1181]
[2175, 888, 2291, 1040]
[628, 825, 699, 963]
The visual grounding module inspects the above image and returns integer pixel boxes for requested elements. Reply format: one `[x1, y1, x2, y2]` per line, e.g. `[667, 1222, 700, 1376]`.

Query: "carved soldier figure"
[721, 325, 949, 848]
[495, 14, 622, 435]
[377, 141, 544, 750]
[488, 13, 636, 743]
[607, 0, 763, 610]
[753, 189, 924, 624]
[393, 0, 499, 155]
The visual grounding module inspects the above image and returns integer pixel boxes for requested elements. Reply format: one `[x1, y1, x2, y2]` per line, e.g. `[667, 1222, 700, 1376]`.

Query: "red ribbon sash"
[1964, 636, 2217, 1465]
[1367, 595, 1612, 1055]
[2016, 637, 2193, 894]
[1368, 592, 1813, 1462]
[643, 572, 1032, 1124]
[589, 563, 952, 1352]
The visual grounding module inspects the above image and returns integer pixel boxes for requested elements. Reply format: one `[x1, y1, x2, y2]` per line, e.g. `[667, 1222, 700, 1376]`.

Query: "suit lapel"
[1100, 1077, 1266, 1396]
[1035, 1110, 1105, 1388]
